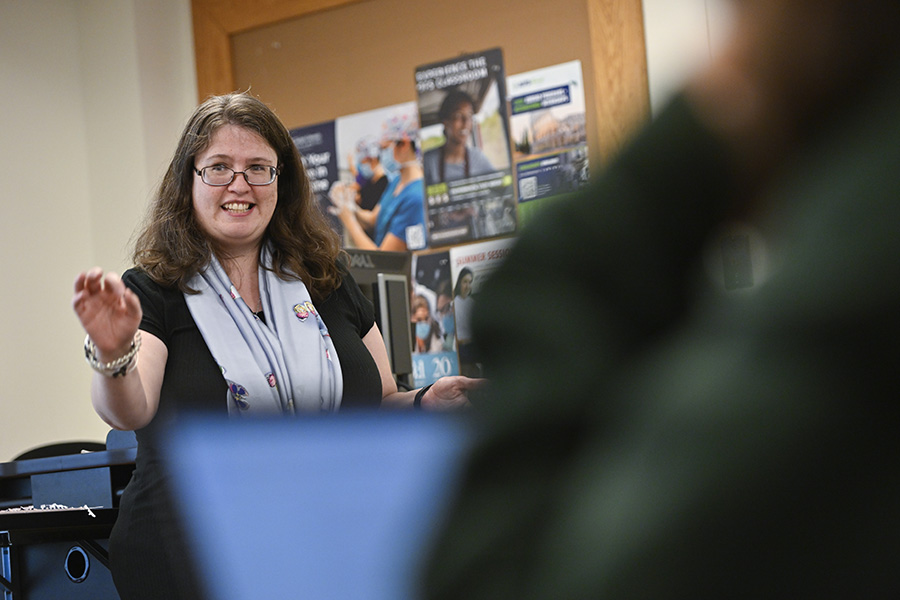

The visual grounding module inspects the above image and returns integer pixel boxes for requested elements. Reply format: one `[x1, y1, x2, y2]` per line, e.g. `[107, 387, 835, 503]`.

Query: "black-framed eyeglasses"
[194, 164, 279, 186]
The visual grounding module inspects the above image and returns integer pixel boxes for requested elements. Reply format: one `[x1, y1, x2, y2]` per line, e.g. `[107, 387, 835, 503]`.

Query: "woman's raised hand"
[73, 268, 142, 360]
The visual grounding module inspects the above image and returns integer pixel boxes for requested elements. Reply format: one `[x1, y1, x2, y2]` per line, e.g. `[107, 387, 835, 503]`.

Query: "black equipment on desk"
[0, 431, 136, 600]
[343, 248, 415, 387]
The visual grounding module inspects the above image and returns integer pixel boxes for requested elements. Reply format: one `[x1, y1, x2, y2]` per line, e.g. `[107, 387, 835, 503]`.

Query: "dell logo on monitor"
[348, 253, 377, 269]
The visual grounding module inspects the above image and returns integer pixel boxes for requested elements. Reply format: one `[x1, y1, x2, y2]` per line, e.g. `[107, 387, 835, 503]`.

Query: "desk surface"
[0, 448, 137, 480]
[0, 507, 119, 545]
[0, 448, 137, 512]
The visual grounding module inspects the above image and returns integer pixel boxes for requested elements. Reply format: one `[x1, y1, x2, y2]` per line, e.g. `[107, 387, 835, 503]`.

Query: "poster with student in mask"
[410, 249, 458, 387]
[415, 47, 517, 248]
[328, 102, 427, 251]
[507, 60, 590, 225]
[289, 120, 340, 236]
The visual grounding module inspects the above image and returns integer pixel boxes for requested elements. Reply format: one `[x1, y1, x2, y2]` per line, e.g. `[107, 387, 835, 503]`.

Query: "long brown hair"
[132, 92, 343, 301]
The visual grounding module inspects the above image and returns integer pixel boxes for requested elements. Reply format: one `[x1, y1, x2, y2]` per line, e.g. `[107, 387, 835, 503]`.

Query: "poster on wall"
[448, 236, 516, 378]
[289, 120, 341, 236]
[330, 102, 427, 251]
[415, 47, 517, 248]
[410, 250, 458, 387]
[507, 59, 590, 224]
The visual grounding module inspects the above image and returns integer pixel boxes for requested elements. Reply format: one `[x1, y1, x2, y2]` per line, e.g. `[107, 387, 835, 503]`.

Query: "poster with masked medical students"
[330, 102, 428, 251]
[415, 47, 517, 248]
[410, 249, 458, 387]
[289, 120, 341, 236]
[507, 60, 590, 225]
[448, 236, 516, 378]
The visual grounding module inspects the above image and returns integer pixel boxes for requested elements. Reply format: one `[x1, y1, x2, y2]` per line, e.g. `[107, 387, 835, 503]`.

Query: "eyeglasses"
[194, 164, 279, 186]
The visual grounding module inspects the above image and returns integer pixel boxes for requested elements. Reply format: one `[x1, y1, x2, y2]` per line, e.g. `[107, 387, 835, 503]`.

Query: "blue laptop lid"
[162, 412, 471, 600]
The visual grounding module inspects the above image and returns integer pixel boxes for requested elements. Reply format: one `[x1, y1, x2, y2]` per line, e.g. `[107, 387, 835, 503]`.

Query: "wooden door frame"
[190, 0, 648, 157]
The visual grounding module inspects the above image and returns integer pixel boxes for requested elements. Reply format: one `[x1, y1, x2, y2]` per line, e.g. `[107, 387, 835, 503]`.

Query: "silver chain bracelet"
[84, 331, 142, 378]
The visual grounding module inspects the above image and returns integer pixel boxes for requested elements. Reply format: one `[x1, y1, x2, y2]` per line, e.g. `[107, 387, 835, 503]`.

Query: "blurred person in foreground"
[72, 92, 478, 600]
[422, 0, 900, 597]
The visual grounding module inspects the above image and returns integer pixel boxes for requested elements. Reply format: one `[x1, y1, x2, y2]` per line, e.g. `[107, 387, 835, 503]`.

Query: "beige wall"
[0, 0, 197, 461]
[0, 0, 728, 462]
[643, 0, 734, 114]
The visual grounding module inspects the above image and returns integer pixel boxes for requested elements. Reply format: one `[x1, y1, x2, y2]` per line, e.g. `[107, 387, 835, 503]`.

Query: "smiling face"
[443, 101, 475, 149]
[192, 124, 278, 257]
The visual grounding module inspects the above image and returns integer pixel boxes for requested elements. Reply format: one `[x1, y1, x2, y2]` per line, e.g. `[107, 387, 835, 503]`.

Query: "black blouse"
[108, 267, 384, 600]
[122, 266, 383, 423]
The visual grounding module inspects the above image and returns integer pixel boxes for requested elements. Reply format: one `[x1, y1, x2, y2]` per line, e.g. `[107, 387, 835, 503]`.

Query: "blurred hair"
[412, 294, 431, 314]
[438, 89, 476, 123]
[132, 92, 343, 301]
[453, 267, 474, 298]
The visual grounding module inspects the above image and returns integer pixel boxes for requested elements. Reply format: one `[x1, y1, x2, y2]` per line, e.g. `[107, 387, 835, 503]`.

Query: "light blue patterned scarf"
[184, 245, 342, 416]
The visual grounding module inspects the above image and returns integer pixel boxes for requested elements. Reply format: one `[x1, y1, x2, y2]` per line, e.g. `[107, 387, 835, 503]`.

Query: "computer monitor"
[343, 249, 413, 385]
[162, 412, 472, 600]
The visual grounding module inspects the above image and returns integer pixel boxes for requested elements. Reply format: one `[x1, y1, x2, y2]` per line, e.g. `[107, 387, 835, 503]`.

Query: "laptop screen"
[162, 411, 471, 600]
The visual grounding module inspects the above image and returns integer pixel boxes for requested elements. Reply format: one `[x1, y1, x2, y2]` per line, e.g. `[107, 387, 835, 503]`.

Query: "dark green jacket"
[423, 57, 900, 599]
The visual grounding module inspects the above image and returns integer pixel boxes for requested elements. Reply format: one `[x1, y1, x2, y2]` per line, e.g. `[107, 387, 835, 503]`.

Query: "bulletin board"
[190, 0, 649, 163]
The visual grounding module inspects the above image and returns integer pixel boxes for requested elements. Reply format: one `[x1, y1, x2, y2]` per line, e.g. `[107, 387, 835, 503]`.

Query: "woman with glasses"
[72, 92, 480, 600]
